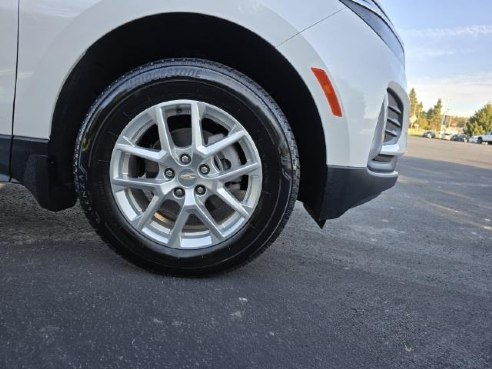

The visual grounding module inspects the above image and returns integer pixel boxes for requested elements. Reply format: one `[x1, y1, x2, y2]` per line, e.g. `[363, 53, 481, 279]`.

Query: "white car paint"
[279, 8, 408, 167]
[1, 0, 408, 169]
[0, 0, 18, 136]
[12, 0, 343, 139]
[478, 131, 492, 144]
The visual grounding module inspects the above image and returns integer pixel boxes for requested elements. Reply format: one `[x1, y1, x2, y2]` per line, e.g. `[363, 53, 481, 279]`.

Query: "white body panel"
[0, 0, 18, 136]
[278, 8, 408, 167]
[11, 0, 408, 169]
[13, 0, 343, 139]
[480, 132, 492, 143]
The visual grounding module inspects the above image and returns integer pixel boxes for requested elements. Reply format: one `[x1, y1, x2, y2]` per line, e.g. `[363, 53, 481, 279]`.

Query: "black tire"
[74, 59, 299, 276]
[478, 137, 483, 144]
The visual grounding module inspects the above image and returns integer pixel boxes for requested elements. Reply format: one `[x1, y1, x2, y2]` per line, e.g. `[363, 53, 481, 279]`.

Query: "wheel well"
[51, 13, 325, 206]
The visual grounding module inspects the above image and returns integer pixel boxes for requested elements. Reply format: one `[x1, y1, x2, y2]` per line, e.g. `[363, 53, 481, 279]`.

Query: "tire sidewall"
[75, 60, 297, 274]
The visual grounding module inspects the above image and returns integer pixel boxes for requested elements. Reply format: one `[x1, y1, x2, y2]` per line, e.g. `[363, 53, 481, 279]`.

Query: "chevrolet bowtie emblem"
[180, 173, 196, 180]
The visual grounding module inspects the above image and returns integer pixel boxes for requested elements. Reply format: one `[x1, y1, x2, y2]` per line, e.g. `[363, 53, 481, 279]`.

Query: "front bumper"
[277, 5, 409, 223]
[304, 165, 397, 226]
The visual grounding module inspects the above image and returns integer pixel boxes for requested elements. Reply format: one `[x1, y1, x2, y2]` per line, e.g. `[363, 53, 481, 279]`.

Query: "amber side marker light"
[311, 67, 343, 118]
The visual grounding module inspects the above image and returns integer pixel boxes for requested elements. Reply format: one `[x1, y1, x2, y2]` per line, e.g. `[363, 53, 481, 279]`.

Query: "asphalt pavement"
[0, 136, 491, 369]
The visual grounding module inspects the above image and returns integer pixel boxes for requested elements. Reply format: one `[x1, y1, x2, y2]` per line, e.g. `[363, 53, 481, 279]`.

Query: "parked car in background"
[477, 132, 492, 144]
[441, 133, 453, 141]
[451, 134, 468, 143]
[422, 131, 436, 139]
[469, 136, 479, 144]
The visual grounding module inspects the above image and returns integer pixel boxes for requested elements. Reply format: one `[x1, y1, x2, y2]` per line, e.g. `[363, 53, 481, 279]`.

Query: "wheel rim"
[110, 100, 263, 250]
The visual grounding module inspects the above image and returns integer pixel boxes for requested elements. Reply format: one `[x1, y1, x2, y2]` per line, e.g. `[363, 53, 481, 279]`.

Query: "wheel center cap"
[178, 169, 198, 187]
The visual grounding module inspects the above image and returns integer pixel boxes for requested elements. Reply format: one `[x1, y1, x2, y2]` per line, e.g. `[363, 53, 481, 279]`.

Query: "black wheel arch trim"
[2, 135, 76, 211]
[0, 134, 11, 180]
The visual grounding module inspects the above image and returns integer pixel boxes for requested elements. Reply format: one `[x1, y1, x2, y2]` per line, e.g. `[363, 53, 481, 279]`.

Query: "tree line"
[409, 88, 492, 136]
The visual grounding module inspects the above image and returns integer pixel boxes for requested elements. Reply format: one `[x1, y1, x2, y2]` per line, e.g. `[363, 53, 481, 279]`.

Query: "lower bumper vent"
[368, 89, 404, 173]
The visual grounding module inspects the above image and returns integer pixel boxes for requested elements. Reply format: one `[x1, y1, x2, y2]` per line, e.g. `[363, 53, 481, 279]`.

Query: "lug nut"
[180, 154, 191, 164]
[199, 165, 210, 175]
[174, 188, 185, 198]
[164, 168, 175, 179]
[195, 185, 206, 196]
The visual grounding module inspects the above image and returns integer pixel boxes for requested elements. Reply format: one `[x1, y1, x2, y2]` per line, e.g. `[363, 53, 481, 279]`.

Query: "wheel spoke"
[215, 162, 261, 183]
[111, 176, 164, 191]
[201, 130, 246, 157]
[115, 142, 165, 162]
[152, 105, 175, 154]
[132, 194, 164, 230]
[191, 101, 206, 150]
[167, 207, 190, 248]
[214, 187, 252, 218]
[193, 202, 225, 241]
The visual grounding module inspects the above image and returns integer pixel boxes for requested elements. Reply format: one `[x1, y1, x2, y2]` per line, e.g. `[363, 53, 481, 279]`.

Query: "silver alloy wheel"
[110, 100, 263, 250]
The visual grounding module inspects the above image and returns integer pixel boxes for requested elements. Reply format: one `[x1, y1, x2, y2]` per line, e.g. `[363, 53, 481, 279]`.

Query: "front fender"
[13, 0, 342, 139]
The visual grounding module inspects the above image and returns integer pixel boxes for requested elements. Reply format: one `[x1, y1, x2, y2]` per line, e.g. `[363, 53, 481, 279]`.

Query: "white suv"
[0, 0, 409, 275]
[477, 132, 492, 144]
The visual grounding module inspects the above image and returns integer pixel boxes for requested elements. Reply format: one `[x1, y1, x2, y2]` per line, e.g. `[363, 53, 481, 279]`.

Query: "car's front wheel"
[74, 59, 299, 276]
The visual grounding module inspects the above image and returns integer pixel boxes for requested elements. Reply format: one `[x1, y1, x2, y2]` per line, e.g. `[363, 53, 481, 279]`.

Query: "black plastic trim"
[0, 134, 11, 178]
[10, 136, 76, 211]
[339, 0, 405, 65]
[304, 165, 397, 226]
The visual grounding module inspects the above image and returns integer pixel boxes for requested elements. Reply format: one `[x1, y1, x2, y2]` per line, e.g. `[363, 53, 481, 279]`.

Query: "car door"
[0, 0, 18, 178]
